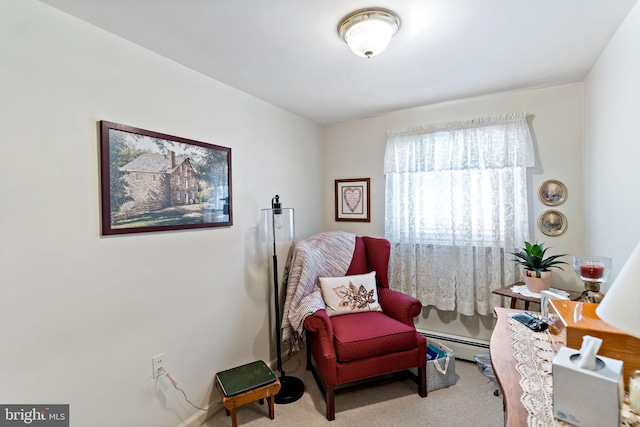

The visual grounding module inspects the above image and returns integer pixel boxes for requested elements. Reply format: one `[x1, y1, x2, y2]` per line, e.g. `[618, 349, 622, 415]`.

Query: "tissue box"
[548, 299, 640, 390]
[553, 346, 623, 427]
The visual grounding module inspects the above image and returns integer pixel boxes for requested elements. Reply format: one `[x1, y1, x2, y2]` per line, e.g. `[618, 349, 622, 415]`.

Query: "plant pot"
[523, 269, 552, 293]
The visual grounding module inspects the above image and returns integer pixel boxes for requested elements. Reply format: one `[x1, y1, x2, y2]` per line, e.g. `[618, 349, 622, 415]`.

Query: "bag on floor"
[426, 341, 457, 392]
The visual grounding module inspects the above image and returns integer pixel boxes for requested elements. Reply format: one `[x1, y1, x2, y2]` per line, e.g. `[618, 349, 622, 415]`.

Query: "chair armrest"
[304, 310, 336, 355]
[304, 309, 339, 385]
[378, 287, 422, 327]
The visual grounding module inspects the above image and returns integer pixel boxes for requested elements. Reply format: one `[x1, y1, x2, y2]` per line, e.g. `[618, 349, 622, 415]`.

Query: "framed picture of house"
[335, 178, 370, 222]
[99, 121, 232, 235]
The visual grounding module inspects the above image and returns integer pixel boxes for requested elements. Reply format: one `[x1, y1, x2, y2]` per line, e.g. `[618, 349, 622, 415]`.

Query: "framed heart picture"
[335, 178, 370, 222]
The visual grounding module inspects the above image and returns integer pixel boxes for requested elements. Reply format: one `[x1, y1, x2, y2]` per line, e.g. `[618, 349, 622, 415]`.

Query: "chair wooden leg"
[306, 345, 312, 370]
[418, 366, 428, 397]
[230, 408, 238, 427]
[325, 385, 335, 421]
[267, 394, 275, 420]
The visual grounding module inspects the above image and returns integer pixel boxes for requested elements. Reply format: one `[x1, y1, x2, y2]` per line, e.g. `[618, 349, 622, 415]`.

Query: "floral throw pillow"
[318, 271, 383, 317]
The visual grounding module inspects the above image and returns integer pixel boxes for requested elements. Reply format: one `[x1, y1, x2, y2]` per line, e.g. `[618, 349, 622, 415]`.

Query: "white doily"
[508, 316, 640, 426]
[511, 285, 570, 299]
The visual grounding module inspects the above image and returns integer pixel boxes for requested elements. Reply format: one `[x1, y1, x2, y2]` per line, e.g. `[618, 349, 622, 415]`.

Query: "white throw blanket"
[280, 231, 356, 352]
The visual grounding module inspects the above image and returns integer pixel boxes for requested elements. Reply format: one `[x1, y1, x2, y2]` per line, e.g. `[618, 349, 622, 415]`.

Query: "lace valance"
[384, 112, 534, 172]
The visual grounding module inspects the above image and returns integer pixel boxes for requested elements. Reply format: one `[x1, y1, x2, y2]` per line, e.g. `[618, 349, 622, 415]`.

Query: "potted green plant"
[511, 241, 568, 292]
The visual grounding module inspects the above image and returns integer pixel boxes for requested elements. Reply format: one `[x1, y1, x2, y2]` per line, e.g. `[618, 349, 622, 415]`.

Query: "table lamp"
[261, 195, 304, 404]
[572, 255, 612, 303]
[596, 241, 640, 339]
[597, 241, 640, 414]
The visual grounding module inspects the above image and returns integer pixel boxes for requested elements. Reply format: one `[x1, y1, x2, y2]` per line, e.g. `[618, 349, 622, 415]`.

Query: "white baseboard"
[419, 330, 490, 362]
[174, 402, 223, 427]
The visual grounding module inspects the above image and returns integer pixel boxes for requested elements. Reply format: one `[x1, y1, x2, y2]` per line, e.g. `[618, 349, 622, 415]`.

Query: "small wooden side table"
[215, 360, 281, 427]
[492, 282, 582, 310]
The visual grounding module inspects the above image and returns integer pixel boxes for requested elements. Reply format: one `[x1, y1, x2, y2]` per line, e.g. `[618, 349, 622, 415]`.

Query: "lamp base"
[580, 281, 604, 304]
[580, 290, 604, 304]
[274, 375, 304, 404]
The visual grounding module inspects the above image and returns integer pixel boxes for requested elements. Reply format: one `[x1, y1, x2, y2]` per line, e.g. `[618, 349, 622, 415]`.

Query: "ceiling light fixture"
[338, 8, 400, 58]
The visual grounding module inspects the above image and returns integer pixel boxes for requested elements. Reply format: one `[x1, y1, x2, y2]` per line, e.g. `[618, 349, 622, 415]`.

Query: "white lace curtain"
[384, 112, 534, 316]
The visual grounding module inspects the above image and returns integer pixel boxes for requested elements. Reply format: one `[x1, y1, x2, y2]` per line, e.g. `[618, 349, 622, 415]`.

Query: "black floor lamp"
[262, 195, 304, 404]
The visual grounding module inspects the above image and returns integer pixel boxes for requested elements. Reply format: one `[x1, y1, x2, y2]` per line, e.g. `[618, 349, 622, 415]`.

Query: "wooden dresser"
[547, 299, 640, 391]
[490, 307, 529, 426]
[492, 305, 640, 425]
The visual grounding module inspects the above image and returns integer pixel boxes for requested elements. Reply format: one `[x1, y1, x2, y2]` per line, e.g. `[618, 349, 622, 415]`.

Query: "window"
[384, 112, 534, 316]
[152, 174, 156, 182]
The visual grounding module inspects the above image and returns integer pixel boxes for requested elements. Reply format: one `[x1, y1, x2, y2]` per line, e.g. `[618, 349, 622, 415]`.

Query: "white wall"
[5, 0, 636, 422]
[323, 84, 585, 340]
[584, 1, 640, 283]
[0, 2, 323, 427]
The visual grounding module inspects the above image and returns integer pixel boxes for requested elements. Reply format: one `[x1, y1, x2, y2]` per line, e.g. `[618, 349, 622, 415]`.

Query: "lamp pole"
[271, 196, 284, 376]
[266, 195, 304, 404]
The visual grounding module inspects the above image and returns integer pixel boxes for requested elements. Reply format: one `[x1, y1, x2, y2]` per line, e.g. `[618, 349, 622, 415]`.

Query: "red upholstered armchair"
[304, 236, 427, 420]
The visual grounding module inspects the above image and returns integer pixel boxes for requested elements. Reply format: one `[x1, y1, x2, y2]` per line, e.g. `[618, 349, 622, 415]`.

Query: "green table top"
[216, 360, 277, 396]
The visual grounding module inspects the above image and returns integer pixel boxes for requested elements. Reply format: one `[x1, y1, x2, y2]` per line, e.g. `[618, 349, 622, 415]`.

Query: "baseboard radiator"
[419, 330, 490, 362]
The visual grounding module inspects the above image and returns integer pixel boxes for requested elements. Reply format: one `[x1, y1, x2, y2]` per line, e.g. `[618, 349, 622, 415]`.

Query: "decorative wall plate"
[538, 180, 567, 206]
[538, 209, 567, 236]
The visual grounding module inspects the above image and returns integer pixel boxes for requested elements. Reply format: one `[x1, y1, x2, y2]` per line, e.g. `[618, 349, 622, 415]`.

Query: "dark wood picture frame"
[100, 121, 232, 235]
[335, 178, 370, 222]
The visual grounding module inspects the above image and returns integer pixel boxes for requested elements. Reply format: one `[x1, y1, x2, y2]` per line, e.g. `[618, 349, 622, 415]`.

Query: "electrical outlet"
[152, 353, 165, 378]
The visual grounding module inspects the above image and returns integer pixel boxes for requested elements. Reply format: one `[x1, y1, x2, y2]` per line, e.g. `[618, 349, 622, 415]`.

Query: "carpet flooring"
[202, 350, 504, 427]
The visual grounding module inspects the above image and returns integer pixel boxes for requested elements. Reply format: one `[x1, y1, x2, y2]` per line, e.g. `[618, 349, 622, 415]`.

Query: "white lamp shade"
[338, 9, 400, 58]
[345, 19, 395, 57]
[596, 241, 640, 339]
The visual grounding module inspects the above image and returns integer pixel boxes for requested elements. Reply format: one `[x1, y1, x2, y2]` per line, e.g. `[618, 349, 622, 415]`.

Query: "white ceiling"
[38, 0, 637, 125]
